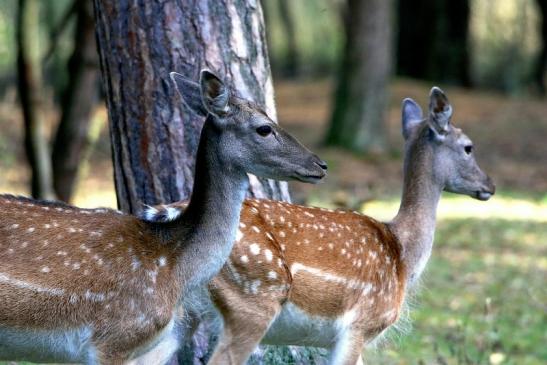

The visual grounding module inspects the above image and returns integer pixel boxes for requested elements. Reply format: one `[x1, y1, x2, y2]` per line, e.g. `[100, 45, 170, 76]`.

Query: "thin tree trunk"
[93, 0, 292, 362]
[16, 0, 56, 200]
[325, 0, 392, 153]
[396, 0, 471, 86]
[278, 0, 299, 76]
[51, 0, 99, 202]
[535, 0, 546, 95]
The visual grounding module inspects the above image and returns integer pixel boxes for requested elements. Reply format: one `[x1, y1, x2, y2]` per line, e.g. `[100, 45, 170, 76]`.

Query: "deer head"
[402, 87, 495, 201]
[170, 70, 327, 183]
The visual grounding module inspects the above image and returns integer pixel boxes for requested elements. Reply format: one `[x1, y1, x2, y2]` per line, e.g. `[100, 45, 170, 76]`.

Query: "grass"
[359, 193, 547, 365]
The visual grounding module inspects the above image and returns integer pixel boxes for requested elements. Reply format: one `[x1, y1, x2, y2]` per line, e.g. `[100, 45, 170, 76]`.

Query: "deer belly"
[261, 302, 339, 348]
[0, 325, 96, 363]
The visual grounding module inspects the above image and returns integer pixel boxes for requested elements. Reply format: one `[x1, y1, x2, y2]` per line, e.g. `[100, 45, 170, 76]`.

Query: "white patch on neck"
[165, 207, 181, 221]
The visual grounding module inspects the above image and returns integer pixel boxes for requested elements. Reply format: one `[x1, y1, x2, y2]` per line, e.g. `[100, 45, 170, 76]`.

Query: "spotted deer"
[0, 70, 327, 364]
[144, 87, 495, 364]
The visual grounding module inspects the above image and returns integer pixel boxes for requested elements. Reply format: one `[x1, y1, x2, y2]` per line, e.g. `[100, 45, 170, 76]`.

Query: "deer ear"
[200, 70, 230, 116]
[428, 86, 452, 134]
[402, 98, 423, 139]
[170, 72, 208, 116]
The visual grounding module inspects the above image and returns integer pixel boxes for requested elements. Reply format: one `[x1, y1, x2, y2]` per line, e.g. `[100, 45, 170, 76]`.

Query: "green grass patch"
[362, 194, 546, 365]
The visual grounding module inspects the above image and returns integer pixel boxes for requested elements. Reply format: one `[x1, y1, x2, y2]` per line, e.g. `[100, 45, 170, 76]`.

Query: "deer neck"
[170, 119, 248, 293]
[390, 140, 442, 287]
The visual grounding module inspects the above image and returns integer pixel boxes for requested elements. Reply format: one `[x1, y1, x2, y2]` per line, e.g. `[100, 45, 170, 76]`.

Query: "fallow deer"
[0, 70, 327, 364]
[144, 87, 495, 364]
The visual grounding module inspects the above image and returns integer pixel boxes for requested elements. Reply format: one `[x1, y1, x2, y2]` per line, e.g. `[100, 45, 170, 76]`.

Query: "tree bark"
[93, 0, 292, 362]
[51, 0, 99, 202]
[396, 0, 471, 86]
[535, 0, 546, 95]
[16, 0, 56, 200]
[94, 0, 289, 215]
[325, 0, 392, 153]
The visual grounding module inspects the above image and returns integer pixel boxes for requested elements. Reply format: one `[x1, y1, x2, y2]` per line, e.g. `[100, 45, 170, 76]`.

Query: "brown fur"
[0, 195, 180, 361]
[154, 199, 407, 364]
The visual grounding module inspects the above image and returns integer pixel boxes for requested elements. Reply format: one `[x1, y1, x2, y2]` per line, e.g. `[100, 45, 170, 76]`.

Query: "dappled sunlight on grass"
[361, 193, 547, 222]
[358, 193, 546, 365]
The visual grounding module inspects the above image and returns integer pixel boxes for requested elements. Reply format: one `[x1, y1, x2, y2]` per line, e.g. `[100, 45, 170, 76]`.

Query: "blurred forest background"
[0, 0, 545, 364]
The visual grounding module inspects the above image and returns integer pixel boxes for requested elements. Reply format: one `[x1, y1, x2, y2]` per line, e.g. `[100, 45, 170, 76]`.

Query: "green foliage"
[0, 0, 75, 94]
[263, 0, 343, 76]
[470, 0, 542, 93]
[0, 0, 16, 72]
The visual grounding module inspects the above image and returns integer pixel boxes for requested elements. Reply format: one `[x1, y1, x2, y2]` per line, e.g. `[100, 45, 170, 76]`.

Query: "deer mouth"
[295, 173, 326, 184]
[476, 188, 495, 201]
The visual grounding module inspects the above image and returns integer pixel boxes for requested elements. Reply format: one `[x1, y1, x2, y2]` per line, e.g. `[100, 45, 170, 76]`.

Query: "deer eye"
[256, 125, 272, 137]
[464, 145, 473, 155]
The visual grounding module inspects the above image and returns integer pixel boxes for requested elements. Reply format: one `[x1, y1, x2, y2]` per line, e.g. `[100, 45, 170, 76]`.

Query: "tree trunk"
[278, 0, 299, 77]
[535, 0, 546, 95]
[93, 0, 289, 215]
[396, 0, 471, 86]
[93, 0, 293, 362]
[16, 0, 56, 200]
[51, 0, 99, 202]
[325, 0, 392, 153]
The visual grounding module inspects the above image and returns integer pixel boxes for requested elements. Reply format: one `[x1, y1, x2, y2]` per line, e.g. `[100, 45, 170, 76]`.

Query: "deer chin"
[293, 172, 326, 184]
[475, 191, 493, 201]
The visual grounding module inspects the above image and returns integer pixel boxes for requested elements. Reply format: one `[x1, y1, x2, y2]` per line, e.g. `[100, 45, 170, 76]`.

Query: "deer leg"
[328, 328, 365, 365]
[207, 297, 280, 365]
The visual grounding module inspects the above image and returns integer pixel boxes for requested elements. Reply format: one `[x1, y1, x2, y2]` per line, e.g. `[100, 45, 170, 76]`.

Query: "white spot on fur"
[267, 271, 277, 280]
[249, 243, 260, 255]
[264, 249, 273, 262]
[240, 255, 249, 263]
[250, 280, 261, 294]
[252, 226, 260, 233]
[304, 211, 315, 218]
[27, 227, 35, 233]
[158, 256, 167, 267]
[41, 266, 50, 273]
[131, 257, 141, 271]
[236, 229, 243, 242]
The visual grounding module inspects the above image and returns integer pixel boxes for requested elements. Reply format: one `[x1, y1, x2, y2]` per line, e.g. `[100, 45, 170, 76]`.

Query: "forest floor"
[0, 78, 545, 364]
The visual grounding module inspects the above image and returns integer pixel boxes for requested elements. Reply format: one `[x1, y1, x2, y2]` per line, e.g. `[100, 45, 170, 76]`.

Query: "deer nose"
[315, 158, 328, 171]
